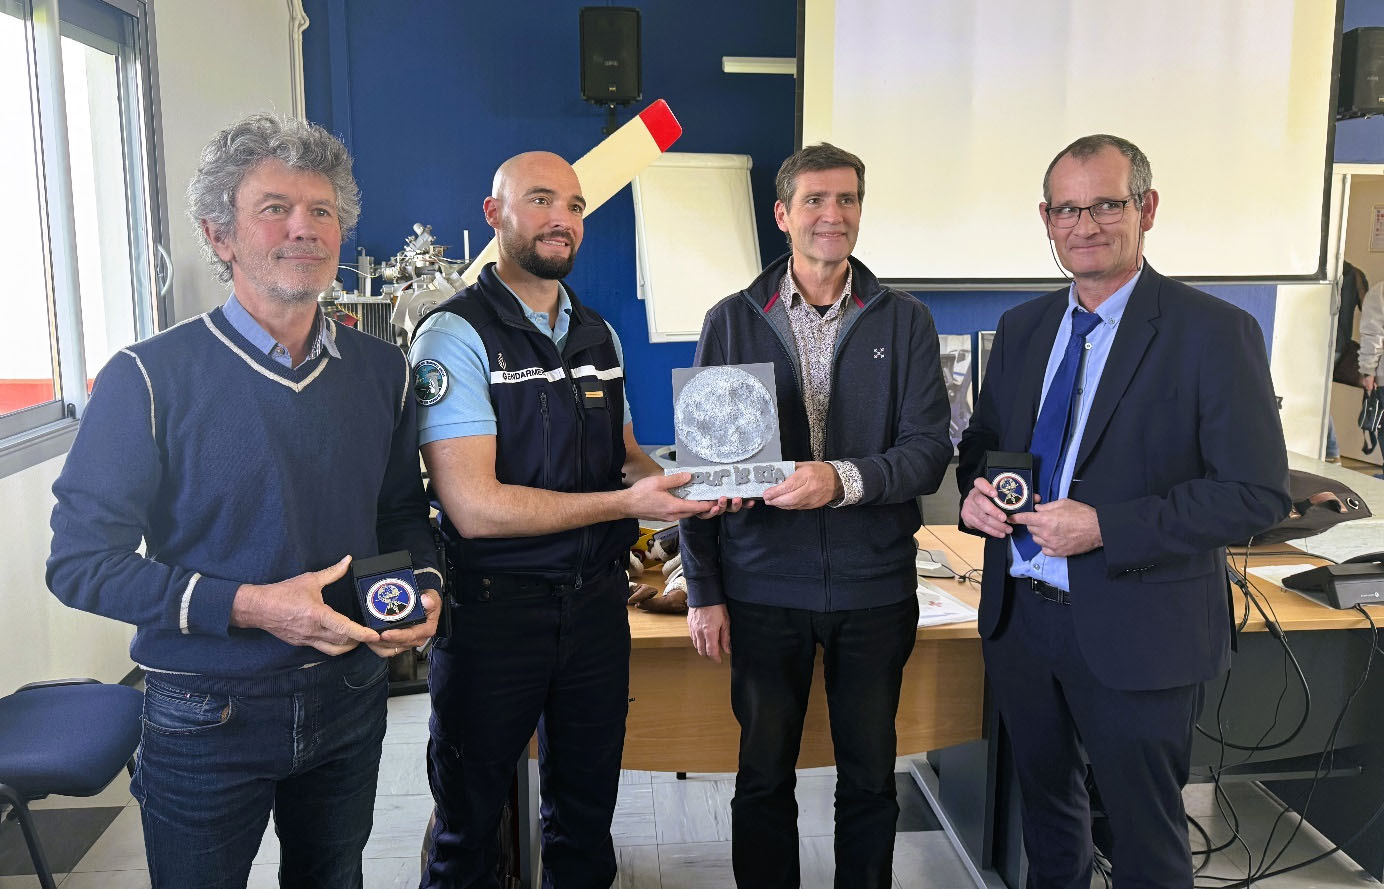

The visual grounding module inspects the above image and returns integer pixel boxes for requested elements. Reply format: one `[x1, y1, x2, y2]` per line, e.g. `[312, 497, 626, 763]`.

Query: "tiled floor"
[3, 691, 1383, 888]
[613, 766, 970, 889]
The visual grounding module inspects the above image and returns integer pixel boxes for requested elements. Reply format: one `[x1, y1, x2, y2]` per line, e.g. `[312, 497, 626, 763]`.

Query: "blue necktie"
[1013, 308, 1102, 561]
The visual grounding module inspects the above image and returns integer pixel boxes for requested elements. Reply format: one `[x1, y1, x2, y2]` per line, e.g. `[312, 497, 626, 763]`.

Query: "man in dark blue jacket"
[683, 143, 953, 889]
[957, 134, 1290, 888]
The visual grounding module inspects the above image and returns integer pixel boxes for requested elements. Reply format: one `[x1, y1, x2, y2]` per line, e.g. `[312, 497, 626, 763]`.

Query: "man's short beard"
[503, 230, 576, 280]
[264, 283, 325, 305]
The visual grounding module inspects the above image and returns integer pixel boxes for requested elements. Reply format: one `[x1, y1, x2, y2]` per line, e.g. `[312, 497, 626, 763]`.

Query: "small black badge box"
[985, 451, 1035, 514]
[351, 551, 425, 631]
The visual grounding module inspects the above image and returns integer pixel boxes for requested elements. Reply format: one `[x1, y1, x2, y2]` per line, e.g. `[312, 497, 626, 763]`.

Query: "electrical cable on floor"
[1250, 605, 1377, 883]
[1190, 605, 1297, 880]
[1190, 546, 1290, 885]
[1193, 607, 1380, 888]
[1109, 545, 1372, 884]
[1195, 567, 1311, 753]
[1187, 809, 1240, 876]
[1201, 643, 1255, 885]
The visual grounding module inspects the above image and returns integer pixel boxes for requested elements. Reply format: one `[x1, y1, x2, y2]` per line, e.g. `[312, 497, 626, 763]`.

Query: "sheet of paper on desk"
[917, 579, 978, 627]
[1246, 564, 1321, 603]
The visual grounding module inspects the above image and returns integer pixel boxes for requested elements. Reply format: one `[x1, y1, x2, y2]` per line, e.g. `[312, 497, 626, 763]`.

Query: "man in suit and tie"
[957, 134, 1291, 888]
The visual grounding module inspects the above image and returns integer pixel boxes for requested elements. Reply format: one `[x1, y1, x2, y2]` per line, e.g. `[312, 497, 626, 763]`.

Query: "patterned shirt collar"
[779, 257, 854, 317]
[223, 292, 340, 368]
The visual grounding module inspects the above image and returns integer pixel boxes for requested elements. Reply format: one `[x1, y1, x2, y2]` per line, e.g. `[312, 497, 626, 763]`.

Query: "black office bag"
[1361, 389, 1383, 455]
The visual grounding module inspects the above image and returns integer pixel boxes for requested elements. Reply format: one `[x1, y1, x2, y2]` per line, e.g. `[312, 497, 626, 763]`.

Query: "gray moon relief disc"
[675, 366, 776, 463]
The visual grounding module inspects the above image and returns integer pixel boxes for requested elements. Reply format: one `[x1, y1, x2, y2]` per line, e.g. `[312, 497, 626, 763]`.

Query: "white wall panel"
[1, 456, 135, 693]
[155, 0, 299, 321]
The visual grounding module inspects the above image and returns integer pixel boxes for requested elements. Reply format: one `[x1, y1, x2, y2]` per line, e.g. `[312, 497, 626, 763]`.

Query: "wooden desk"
[922, 525, 985, 572]
[1229, 548, 1384, 631]
[619, 529, 986, 771]
[916, 527, 1384, 634]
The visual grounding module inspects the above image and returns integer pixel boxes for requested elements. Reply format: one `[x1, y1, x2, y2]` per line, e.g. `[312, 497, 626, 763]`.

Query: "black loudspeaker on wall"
[580, 7, 641, 106]
[1339, 27, 1384, 120]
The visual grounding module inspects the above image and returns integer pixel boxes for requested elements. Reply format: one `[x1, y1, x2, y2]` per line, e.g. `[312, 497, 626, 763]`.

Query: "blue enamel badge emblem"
[366, 576, 418, 623]
[351, 550, 426, 631]
[990, 471, 1031, 513]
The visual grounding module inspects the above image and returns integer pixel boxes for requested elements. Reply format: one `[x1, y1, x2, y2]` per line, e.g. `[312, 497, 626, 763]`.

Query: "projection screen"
[799, 0, 1340, 286]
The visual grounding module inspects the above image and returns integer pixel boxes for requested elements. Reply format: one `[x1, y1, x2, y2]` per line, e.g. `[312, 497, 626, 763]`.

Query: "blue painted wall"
[302, 0, 1357, 442]
[915, 285, 1277, 356]
[302, 0, 796, 444]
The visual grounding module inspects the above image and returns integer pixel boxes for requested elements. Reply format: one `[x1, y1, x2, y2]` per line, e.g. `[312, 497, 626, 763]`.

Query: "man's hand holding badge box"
[985, 451, 1035, 515]
[352, 551, 426, 632]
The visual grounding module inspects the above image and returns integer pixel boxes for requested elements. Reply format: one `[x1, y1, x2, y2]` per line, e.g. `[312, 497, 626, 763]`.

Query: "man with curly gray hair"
[47, 113, 442, 888]
[187, 112, 361, 286]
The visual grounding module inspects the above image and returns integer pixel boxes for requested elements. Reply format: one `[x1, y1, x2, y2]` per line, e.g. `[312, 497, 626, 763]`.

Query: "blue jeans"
[131, 648, 389, 889]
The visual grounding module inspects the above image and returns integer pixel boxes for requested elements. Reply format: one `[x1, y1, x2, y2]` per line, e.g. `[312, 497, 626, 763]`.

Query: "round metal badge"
[990, 471, 1030, 512]
[413, 359, 449, 406]
[366, 577, 418, 623]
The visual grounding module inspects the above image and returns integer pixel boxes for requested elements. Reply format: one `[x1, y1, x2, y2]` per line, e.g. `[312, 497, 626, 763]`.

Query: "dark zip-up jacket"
[680, 253, 953, 611]
[423, 264, 637, 582]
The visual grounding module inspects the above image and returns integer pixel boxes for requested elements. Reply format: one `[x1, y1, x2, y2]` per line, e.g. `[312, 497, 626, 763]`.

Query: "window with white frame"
[0, 0, 165, 477]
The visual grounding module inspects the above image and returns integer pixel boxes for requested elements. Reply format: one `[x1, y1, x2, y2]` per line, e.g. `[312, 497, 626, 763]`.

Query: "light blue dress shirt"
[1008, 267, 1142, 592]
[409, 282, 631, 447]
[222, 293, 340, 370]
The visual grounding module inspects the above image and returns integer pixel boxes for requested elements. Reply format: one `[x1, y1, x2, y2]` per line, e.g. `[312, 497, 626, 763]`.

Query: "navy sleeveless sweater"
[47, 308, 440, 677]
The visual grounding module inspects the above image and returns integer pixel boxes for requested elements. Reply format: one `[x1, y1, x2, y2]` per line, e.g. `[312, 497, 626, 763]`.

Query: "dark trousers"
[725, 595, 919, 889]
[133, 650, 388, 889]
[983, 582, 1203, 889]
[422, 569, 630, 889]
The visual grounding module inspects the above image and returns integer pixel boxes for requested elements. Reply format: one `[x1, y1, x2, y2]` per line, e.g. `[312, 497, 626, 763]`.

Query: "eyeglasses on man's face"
[1045, 195, 1141, 229]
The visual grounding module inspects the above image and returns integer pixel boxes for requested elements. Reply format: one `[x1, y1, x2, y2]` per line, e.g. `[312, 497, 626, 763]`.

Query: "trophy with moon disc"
[667, 363, 796, 500]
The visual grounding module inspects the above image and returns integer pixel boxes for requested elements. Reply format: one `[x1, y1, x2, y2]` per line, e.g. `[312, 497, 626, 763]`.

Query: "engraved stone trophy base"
[666, 460, 796, 501]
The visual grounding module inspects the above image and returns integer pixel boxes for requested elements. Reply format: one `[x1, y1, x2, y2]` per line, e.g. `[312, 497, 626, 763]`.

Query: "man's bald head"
[484, 151, 586, 281]
[491, 151, 581, 202]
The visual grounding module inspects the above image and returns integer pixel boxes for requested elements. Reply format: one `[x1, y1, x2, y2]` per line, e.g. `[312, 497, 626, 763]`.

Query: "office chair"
[0, 679, 143, 889]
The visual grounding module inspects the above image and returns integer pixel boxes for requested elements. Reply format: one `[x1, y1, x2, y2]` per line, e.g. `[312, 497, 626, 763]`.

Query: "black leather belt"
[1028, 577, 1070, 605]
[454, 558, 625, 603]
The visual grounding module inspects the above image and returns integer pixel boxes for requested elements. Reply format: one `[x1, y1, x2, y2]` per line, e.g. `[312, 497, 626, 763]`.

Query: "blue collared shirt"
[222, 293, 340, 370]
[1009, 267, 1142, 592]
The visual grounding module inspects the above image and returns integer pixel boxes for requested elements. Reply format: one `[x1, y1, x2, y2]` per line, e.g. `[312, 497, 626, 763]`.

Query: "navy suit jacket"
[957, 264, 1292, 691]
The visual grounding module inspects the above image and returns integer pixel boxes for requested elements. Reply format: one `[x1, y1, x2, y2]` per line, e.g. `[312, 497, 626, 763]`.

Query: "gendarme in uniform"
[410, 263, 636, 888]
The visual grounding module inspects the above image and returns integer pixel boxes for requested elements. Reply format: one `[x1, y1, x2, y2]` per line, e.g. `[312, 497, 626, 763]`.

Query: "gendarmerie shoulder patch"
[413, 359, 449, 406]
